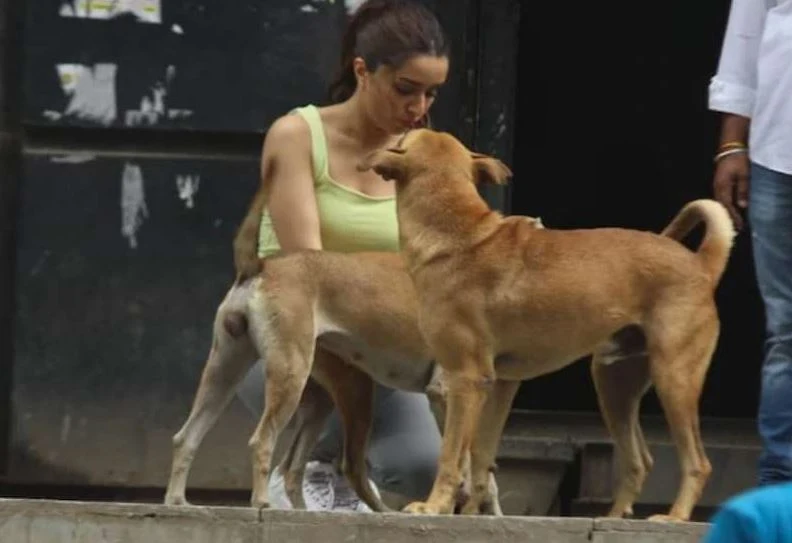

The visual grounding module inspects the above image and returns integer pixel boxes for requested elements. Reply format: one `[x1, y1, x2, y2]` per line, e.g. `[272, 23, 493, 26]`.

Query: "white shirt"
[709, 0, 792, 174]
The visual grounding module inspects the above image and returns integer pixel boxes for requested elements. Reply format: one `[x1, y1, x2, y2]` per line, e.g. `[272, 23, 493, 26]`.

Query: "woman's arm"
[264, 114, 322, 252]
[233, 113, 320, 280]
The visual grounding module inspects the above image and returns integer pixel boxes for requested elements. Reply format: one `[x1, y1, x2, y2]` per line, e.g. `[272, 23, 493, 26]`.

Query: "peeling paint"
[51, 63, 117, 126]
[125, 65, 193, 127]
[42, 110, 63, 121]
[59, 0, 161, 24]
[50, 152, 97, 164]
[60, 414, 72, 444]
[344, 0, 366, 14]
[175, 174, 200, 209]
[121, 162, 149, 249]
[167, 109, 193, 121]
[495, 112, 507, 139]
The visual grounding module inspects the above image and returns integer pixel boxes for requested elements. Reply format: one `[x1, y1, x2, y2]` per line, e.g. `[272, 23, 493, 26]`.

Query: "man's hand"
[713, 152, 750, 230]
[713, 113, 751, 230]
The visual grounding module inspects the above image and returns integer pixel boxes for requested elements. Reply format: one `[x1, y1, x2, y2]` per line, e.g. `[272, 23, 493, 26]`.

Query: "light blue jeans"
[749, 162, 792, 485]
[235, 361, 441, 499]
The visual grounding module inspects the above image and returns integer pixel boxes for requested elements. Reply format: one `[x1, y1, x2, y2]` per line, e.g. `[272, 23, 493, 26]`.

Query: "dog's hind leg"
[646, 313, 718, 522]
[460, 379, 520, 516]
[165, 303, 258, 506]
[591, 353, 653, 518]
[311, 350, 390, 512]
[247, 319, 315, 510]
[274, 377, 333, 509]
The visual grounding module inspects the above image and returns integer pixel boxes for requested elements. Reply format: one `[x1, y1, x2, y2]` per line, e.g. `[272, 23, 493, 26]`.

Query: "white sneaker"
[332, 470, 380, 513]
[266, 467, 294, 510]
[304, 461, 381, 513]
[302, 461, 336, 511]
[268, 460, 381, 512]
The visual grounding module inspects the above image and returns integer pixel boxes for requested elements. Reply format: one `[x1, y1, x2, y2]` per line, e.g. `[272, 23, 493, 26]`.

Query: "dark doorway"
[509, 0, 765, 419]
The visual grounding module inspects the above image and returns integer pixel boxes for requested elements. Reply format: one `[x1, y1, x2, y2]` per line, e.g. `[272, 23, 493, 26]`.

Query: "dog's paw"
[251, 498, 271, 511]
[164, 494, 190, 507]
[647, 514, 684, 523]
[459, 500, 481, 516]
[402, 501, 440, 515]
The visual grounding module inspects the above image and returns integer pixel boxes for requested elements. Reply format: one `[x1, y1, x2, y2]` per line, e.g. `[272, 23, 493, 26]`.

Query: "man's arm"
[708, 0, 770, 229]
[708, 0, 770, 119]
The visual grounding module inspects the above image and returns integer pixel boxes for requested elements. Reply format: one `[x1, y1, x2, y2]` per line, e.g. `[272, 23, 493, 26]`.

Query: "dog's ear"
[358, 148, 407, 182]
[471, 152, 512, 185]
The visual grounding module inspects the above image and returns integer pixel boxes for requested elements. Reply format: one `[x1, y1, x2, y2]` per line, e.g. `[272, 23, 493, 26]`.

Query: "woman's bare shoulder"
[264, 111, 312, 154]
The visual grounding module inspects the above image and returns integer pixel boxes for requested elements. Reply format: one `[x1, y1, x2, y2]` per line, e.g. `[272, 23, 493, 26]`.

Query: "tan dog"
[358, 128, 735, 522]
[163, 242, 553, 512]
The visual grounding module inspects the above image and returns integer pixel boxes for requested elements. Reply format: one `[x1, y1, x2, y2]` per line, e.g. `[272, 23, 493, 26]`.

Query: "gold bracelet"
[718, 141, 747, 151]
[714, 147, 748, 163]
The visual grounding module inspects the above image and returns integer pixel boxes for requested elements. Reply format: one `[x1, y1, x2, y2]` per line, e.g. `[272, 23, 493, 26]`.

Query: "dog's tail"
[661, 198, 736, 284]
[232, 186, 268, 284]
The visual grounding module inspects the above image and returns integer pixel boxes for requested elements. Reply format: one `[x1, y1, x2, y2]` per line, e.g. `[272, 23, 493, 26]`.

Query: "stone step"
[0, 498, 710, 543]
[505, 410, 760, 448]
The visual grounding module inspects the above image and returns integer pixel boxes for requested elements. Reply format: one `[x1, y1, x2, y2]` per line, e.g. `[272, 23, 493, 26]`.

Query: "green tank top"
[258, 105, 400, 258]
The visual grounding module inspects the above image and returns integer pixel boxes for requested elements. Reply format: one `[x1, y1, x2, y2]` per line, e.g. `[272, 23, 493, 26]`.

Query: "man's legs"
[748, 161, 792, 485]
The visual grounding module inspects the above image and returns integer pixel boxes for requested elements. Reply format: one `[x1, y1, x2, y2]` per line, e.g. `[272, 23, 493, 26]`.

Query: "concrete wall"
[0, 499, 710, 543]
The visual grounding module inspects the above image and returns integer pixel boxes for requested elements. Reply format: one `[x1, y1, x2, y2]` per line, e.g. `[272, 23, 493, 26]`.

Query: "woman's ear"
[352, 57, 368, 89]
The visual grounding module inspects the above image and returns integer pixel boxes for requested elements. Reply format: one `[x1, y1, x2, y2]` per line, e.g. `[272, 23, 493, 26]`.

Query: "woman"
[235, 0, 450, 512]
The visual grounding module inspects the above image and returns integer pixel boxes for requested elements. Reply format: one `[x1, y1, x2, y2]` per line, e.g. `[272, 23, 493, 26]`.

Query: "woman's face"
[355, 53, 449, 134]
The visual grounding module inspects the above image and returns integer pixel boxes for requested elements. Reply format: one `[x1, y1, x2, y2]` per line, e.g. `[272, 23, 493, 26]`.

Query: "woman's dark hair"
[327, 0, 450, 104]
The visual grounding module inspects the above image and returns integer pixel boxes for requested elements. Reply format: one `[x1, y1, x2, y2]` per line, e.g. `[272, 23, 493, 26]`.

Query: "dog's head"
[357, 128, 513, 188]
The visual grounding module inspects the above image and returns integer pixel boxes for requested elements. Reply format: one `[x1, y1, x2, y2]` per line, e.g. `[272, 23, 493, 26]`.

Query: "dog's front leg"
[460, 379, 520, 516]
[404, 353, 495, 515]
[426, 366, 487, 514]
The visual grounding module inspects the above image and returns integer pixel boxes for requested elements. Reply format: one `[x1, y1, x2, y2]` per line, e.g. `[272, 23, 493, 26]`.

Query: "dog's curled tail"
[232, 187, 268, 284]
[661, 198, 736, 284]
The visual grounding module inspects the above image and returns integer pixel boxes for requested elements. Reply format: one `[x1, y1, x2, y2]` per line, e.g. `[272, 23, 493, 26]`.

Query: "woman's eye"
[395, 84, 415, 96]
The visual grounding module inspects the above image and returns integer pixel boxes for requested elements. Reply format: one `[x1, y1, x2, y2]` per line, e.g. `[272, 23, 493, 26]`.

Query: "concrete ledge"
[593, 518, 710, 543]
[0, 499, 710, 543]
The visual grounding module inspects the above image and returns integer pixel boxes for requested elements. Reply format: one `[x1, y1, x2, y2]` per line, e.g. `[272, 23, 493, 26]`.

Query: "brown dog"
[358, 128, 735, 522]
[163, 244, 542, 513]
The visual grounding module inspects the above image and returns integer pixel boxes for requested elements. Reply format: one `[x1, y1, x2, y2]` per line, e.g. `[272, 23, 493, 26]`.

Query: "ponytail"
[327, 0, 394, 103]
[326, 0, 448, 105]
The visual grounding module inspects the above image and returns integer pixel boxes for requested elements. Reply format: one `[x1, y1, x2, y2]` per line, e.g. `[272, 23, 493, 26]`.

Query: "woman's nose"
[407, 95, 427, 118]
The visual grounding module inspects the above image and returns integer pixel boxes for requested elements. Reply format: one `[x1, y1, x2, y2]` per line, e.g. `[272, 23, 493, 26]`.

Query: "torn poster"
[121, 162, 149, 249]
[125, 65, 193, 127]
[175, 174, 200, 209]
[344, 0, 366, 14]
[50, 63, 117, 126]
[59, 0, 161, 24]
